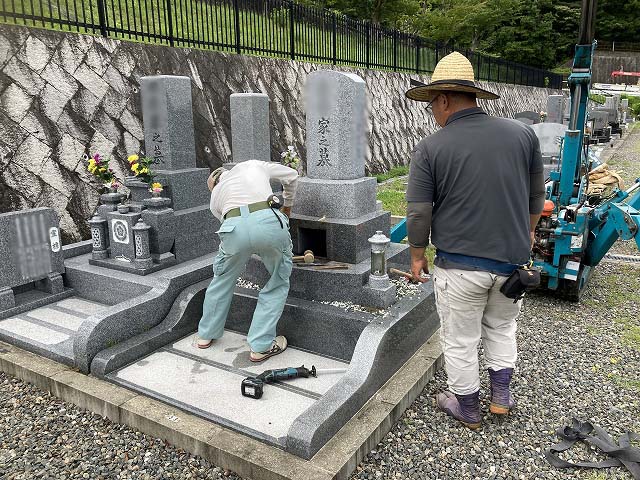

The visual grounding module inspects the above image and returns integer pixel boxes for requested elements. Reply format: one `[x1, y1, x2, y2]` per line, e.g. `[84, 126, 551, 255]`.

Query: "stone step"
[0, 296, 109, 366]
[107, 330, 349, 447]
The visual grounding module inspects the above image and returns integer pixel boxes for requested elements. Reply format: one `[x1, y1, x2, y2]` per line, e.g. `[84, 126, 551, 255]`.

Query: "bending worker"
[405, 52, 545, 428]
[197, 160, 298, 363]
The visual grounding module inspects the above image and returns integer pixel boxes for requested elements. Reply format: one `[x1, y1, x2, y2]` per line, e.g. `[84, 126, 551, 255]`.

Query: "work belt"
[224, 201, 271, 219]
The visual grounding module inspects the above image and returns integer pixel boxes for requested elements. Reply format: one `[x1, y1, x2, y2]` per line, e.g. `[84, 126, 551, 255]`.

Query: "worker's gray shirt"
[406, 107, 543, 265]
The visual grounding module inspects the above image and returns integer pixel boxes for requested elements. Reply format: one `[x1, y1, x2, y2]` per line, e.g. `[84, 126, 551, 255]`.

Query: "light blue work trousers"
[198, 206, 293, 352]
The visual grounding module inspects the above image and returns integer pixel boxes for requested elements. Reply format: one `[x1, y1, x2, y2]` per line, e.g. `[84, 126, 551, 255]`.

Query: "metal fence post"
[233, 0, 241, 54]
[392, 30, 397, 71]
[415, 36, 420, 73]
[96, 0, 108, 37]
[289, 2, 295, 60]
[166, 0, 174, 47]
[365, 21, 370, 69]
[332, 13, 337, 65]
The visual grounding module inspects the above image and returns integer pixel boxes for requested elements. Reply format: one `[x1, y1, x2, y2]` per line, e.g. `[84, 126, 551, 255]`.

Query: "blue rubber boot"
[489, 368, 516, 415]
[436, 390, 481, 429]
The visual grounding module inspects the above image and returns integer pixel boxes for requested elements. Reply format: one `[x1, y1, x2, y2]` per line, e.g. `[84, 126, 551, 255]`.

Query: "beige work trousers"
[433, 265, 522, 395]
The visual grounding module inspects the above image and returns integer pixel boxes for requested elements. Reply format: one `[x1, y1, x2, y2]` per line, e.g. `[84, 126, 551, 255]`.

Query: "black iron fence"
[0, 0, 563, 89]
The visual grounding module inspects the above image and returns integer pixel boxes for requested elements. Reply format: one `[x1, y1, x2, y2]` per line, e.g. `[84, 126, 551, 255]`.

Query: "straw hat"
[406, 51, 499, 102]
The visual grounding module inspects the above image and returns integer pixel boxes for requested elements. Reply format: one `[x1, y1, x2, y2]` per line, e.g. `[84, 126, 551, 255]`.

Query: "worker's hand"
[410, 256, 430, 283]
[207, 172, 216, 192]
[281, 206, 291, 218]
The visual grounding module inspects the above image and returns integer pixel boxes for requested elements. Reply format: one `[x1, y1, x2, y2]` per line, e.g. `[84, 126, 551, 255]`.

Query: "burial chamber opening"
[297, 227, 327, 258]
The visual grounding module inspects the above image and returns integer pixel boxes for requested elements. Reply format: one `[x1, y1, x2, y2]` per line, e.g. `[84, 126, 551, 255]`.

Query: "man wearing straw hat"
[405, 52, 545, 429]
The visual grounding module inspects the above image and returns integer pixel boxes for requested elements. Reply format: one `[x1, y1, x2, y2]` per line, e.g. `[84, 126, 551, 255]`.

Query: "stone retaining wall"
[0, 25, 558, 241]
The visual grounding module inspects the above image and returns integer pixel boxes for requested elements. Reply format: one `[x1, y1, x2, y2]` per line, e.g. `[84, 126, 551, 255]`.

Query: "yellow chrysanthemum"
[128, 154, 139, 164]
[131, 163, 139, 173]
[140, 167, 149, 174]
[151, 182, 163, 190]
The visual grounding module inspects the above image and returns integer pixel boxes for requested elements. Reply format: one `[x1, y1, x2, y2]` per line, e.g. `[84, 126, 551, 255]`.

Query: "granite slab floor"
[0, 296, 109, 364]
[107, 331, 350, 447]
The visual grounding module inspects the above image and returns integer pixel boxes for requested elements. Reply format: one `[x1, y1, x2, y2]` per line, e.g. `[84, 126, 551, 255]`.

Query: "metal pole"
[233, 0, 241, 54]
[289, 1, 295, 60]
[332, 12, 337, 65]
[365, 21, 370, 69]
[415, 36, 420, 73]
[392, 30, 397, 71]
[166, 0, 174, 47]
[96, 0, 108, 37]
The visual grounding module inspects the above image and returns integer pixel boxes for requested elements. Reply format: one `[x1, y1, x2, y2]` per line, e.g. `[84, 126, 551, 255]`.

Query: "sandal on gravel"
[436, 390, 481, 430]
[250, 336, 288, 362]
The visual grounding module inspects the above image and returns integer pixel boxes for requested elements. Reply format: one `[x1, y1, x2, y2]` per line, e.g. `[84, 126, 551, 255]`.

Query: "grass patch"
[374, 166, 409, 183]
[617, 316, 640, 351]
[609, 373, 640, 393]
[377, 178, 407, 216]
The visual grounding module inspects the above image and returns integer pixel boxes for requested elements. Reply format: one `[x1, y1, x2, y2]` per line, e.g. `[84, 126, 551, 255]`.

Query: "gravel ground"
[1, 127, 638, 480]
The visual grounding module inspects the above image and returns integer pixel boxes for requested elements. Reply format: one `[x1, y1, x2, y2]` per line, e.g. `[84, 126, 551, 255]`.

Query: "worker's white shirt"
[210, 160, 298, 220]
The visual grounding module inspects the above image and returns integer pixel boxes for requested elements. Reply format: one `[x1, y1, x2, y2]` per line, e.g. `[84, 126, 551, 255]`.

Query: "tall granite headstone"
[0, 208, 70, 318]
[230, 93, 271, 163]
[546, 95, 566, 124]
[306, 71, 366, 180]
[291, 70, 390, 264]
[140, 76, 197, 171]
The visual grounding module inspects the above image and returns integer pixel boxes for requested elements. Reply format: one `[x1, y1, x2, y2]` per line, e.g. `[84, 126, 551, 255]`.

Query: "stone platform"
[0, 296, 109, 365]
[107, 330, 349, 447]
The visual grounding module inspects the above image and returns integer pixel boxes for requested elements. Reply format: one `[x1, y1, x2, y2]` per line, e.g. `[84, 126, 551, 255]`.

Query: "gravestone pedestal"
[0, 208, 74, 320]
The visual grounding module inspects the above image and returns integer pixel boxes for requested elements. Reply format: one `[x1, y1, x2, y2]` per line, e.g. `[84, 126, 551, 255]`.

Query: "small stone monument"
[230, 93, 271, 164]
[93, 75, 218, 274]
[546, 95, 566, 124]
[0, 208, 72, 319]
[514, 111, 540, 125]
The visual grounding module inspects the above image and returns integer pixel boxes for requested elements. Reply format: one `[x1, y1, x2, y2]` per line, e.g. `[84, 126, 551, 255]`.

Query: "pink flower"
[93, 153, 102, 163]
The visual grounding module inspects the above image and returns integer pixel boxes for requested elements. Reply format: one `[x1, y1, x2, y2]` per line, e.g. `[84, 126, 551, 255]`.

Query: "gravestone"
[546, 95, 566, 124]
[230, 93, 271, 163]
[306, 71, 365, 180]
[0, 208, 72, 319]
[140, 76, 197, 170]
[291, 70, 391, 265]
[531, 123, 568, 157]
[514, 111, 540, 125]
[94, 75, 219, 274]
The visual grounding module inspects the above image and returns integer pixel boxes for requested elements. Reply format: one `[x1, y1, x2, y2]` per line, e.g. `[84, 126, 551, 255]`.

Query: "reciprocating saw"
[241, 365, 347, 399]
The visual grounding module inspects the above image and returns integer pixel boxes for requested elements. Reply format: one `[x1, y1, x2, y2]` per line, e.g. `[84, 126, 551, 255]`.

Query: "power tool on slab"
[241, 365, 348, 399]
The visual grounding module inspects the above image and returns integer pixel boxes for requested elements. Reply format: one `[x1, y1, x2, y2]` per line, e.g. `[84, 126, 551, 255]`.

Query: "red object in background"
[611, 70, 640, 78]
[541, 200, 555, 217]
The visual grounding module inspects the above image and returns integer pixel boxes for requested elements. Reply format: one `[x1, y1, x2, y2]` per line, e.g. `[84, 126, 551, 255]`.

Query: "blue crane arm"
[390, 217, 407, 243]
[584, 181, 640, 266]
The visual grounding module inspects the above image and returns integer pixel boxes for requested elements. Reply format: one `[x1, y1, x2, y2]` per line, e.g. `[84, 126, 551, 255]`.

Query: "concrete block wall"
[0, 25, 558, 242]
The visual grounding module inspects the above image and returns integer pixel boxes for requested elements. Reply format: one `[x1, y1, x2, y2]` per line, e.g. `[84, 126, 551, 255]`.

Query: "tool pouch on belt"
[500, 264, 540, 302]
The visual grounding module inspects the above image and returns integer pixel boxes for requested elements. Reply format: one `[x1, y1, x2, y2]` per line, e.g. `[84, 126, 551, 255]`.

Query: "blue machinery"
[391, 0, 640, 300]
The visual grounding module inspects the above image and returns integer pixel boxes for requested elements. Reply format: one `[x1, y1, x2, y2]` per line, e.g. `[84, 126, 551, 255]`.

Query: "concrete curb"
[0, 330, 443, 480]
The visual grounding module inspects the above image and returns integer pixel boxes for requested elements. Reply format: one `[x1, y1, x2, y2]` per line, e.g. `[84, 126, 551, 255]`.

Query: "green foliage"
[376, 179, 407, 216]
[302, 0, 636, 70]
[374, 165, 409, 183]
